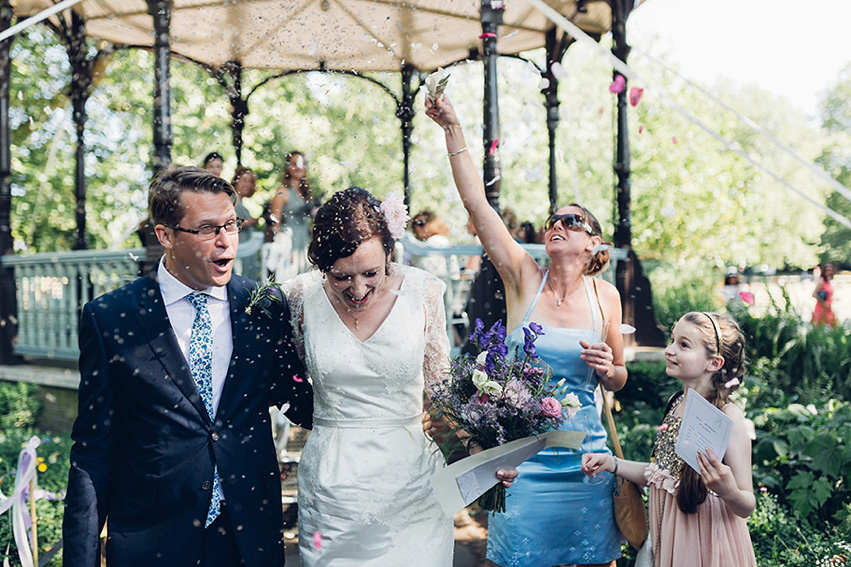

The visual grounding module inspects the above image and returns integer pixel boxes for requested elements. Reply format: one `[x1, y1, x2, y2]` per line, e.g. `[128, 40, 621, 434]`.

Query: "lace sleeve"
[281, 272, 315, 364]
[420, 270, 450, 390]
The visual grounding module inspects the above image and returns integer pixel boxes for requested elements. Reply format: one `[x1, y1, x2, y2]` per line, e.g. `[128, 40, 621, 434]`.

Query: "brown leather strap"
[593, 277, 624, 460]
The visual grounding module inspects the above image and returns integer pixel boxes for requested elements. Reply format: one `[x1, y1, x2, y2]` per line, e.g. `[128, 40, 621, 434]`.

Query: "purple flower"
[529, 322, 544, 335]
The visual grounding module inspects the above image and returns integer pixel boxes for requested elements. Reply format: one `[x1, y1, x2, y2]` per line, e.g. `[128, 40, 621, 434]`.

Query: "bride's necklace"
[547, 277, 582, 307]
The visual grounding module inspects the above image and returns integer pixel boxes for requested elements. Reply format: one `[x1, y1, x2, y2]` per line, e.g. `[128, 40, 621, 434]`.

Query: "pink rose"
[541, 397, 562, 418]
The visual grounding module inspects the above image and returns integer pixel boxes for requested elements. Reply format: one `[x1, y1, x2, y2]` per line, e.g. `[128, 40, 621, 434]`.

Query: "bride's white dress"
[285, 264, 454, 566]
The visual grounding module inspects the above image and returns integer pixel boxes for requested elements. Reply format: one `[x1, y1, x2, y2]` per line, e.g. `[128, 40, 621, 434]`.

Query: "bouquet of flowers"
[429, 319, 580, 513]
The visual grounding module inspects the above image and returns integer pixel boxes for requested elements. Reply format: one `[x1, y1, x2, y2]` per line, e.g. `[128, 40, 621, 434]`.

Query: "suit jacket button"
[211, 432, 220, 442]
[201, 481, 212, 491]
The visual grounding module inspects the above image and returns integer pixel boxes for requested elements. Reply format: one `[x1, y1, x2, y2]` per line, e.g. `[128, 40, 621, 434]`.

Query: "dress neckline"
[320, 266, 407, 344]
[508, 271, 600, 337]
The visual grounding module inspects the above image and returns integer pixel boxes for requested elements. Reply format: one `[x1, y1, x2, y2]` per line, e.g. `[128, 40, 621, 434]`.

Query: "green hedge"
[0, 382, 69, 566]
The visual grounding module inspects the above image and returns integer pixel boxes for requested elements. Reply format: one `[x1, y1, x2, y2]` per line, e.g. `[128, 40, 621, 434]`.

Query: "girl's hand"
[424, 95, 460, 130]
[579, 339, 615, 379]
[581, 453, 613, 477]
[697, 449, 739, 498]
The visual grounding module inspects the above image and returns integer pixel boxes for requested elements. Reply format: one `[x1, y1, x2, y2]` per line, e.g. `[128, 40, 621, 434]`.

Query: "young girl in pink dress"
[582, 312, 756, 567]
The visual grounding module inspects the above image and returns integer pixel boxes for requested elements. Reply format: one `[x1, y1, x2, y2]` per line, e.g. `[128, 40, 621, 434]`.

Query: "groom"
[62, 166, 312, 566]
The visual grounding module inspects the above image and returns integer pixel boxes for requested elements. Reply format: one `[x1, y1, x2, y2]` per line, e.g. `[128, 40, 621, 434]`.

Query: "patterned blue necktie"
[186, 292, 221, 528]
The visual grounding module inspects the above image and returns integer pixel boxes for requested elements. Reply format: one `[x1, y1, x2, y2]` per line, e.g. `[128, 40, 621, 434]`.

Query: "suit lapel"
[135, 272, 211, 423]
[216, 278, 258, 421]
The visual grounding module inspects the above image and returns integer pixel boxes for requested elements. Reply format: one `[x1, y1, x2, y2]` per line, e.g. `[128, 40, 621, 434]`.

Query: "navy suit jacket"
[62, 270, 312, 567]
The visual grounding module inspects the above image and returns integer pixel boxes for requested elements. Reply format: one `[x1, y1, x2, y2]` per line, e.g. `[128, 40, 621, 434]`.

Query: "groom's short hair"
[149, 165, 236, 228]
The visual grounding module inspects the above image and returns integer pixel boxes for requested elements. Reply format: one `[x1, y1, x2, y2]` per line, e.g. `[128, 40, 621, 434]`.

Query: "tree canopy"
[6, 24, 848, 281]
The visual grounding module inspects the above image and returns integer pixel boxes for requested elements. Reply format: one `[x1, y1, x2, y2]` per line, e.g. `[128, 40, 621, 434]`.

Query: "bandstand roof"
[11, 0, 631, 71]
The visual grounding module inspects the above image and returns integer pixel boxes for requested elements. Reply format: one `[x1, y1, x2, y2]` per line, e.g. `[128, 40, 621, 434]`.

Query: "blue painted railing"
[1, 233, 622, 361]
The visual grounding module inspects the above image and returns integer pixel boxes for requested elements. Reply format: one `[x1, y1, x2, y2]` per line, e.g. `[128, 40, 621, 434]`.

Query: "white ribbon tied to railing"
[0, 435, 41, 567]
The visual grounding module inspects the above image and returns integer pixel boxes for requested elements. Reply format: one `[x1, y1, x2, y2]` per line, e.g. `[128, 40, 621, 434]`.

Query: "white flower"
[561, 392, 581, 418]
[724, 377, 740, 389]
[472, 369, 489, 390]
[424, 67, 451, 100]
[481, 380, 503, 396]
[476, 351, 489, 366]
[379, 192, 409, 240]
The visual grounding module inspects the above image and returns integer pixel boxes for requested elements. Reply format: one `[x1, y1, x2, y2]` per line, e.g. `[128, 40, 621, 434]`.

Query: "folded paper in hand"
[675, 388, 733, 474]
[430, 430, 585, 517]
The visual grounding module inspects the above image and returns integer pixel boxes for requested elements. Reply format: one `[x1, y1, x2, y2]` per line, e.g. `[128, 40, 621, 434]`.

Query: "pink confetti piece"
[489, 139, 499, 155]
[738, 291, 755, 305]
[638, 124, 645, 134]
[672, 136, 679, 145]
[313, 531, 322, 549]
[479, 33, 497, 40]
[657, 423, 668, 431]
[292, 375, 304, 383]
[608, 74, 626, 94]
[629, 86, 644, 107]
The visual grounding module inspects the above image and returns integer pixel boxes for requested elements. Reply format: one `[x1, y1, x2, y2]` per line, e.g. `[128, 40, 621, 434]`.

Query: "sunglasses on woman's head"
[544, 213, 594, 235]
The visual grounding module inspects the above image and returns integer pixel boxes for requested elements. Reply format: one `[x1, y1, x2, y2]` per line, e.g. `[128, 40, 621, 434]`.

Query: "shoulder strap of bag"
[592, 278, 625, 461]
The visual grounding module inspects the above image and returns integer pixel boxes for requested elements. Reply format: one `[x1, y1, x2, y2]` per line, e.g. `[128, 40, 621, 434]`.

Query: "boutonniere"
[245, 276, 282, 317]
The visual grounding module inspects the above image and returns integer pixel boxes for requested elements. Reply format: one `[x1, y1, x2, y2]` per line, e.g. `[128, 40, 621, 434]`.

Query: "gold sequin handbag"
[592, 278, 649, 549]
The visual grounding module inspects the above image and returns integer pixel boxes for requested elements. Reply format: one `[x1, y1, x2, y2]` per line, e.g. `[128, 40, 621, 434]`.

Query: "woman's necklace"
[547, 277, 583, 307]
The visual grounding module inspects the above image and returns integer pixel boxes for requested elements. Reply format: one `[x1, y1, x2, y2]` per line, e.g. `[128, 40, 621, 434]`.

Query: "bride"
[284, 186, 455, 566]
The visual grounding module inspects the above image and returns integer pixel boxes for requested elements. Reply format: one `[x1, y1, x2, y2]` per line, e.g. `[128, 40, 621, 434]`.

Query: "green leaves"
[786, 471, 832, 518]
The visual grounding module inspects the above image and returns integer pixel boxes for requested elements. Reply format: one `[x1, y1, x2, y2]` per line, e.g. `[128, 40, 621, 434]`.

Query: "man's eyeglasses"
[544, 213, 594, 235]
[412, 219, 427, 227]
[171, 218, 243, 240]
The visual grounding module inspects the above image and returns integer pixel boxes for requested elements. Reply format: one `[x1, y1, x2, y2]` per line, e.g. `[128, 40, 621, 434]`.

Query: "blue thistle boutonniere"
[245, 276, 282, 317]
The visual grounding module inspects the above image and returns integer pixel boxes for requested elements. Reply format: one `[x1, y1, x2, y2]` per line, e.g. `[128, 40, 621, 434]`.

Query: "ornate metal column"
[610, 0, 665, 346]
[218, 60, 247, 166]
[149, 0, 172, 173]
[67, 12, 91, 250]
[0, 0, 19, 364]
[397, 64, 417, 206]
[481, 0, 502, 210]
[542, 27, 573, 213]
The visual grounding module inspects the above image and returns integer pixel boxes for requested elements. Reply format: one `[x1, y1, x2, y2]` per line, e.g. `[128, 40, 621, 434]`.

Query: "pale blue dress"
[487, 273, 622, 566]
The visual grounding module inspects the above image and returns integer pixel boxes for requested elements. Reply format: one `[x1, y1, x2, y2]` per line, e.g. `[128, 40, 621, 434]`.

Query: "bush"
[0, 382, 68, 566]
[750, 491, 851, 566]
[751, 399, 851, 530]
[0, 382, 42, 433]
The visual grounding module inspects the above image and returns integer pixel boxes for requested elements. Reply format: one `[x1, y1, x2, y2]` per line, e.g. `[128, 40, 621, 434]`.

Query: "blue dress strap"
[522, 270, 550, 323]
[583, 275, 602, 337]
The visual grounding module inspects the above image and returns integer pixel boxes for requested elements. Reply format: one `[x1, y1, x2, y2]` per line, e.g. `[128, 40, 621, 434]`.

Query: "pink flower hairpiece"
[379, 192, 409, 240]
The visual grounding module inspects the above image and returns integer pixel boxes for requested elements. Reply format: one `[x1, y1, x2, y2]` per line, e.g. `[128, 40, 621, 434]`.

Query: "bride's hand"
[424, 95, 461, 131]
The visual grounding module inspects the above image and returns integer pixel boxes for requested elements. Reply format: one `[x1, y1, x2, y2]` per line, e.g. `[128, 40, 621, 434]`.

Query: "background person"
[265, 151, 314, 279]
[812, 262, 838, 326]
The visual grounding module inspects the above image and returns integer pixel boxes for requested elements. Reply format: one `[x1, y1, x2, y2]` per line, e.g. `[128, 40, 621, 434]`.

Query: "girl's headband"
[701, 312, 722, 355]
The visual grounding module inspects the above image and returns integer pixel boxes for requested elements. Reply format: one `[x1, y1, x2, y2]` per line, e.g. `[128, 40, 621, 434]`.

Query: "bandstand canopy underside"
[11, 0, 628, 71]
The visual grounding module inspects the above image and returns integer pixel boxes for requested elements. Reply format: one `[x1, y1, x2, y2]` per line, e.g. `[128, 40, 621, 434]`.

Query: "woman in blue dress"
[426, 95, 627, 567]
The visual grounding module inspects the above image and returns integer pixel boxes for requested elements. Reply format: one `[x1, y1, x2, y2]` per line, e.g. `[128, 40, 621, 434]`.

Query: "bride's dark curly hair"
[308, 186, 395, 273]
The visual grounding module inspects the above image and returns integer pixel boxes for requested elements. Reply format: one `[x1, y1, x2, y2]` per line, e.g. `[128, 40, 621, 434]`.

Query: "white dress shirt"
[157, 260, 234, 418]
